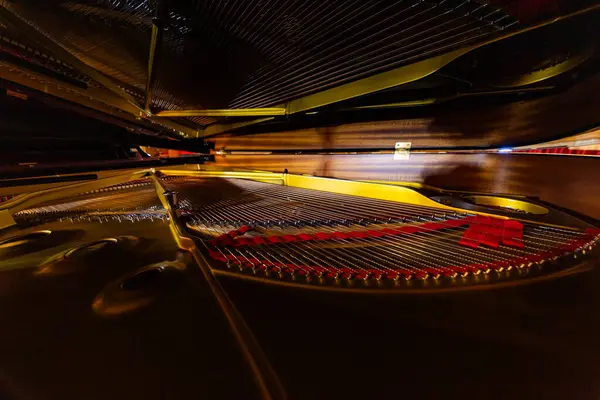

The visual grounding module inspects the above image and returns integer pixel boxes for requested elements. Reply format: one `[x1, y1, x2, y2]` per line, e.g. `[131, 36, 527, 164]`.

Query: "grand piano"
[1, 1, 599, 399]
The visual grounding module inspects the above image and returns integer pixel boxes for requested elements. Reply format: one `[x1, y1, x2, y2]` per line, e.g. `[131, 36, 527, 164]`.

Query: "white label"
[394, 142, 411, 160]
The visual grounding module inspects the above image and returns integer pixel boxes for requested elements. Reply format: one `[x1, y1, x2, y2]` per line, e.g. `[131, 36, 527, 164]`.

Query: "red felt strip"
[348, 231, 369, 239]
[463, 230, 484, 241]
[560, 241, 580, 251]
[296, 233, 314, 241]
[460, 217, 524, 249]
[414, 271, 428, 279]
[504, 220, 523, 230]
[585, 228, 600, 236]
[479, 235, 500, 248]
[443, 219, 469, 227]
[398, 226, 422, 234]
[251, 237, 267, 246]
[280, 235, 298, 243]
[459, 237, 480, 249]
[447, 266, 467, 274]
[217, 217, 473, 248]
[386, 272, 400, 279]
[217, 236, 233, 246]
[237, 226, 251, 234]
[469, 224, 488, 233]
[332, 231, 352, 239]
[503, 228, 523, 239]
[422, 222, 446, 230]
[485, 226, 504, 237]
[232, 237, 251, 247]
[208, 250, 226, 262]
[422, 267, 441, 276]
[467, 215, 491, 225]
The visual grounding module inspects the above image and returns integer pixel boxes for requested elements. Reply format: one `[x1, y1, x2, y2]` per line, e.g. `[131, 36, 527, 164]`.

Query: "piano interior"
[0, 1, 600, 399]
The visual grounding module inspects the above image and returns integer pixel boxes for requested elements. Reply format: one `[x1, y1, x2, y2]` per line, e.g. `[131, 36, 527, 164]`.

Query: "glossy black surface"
[0, 220, 259, 400]
[219, 267, 600, 399]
